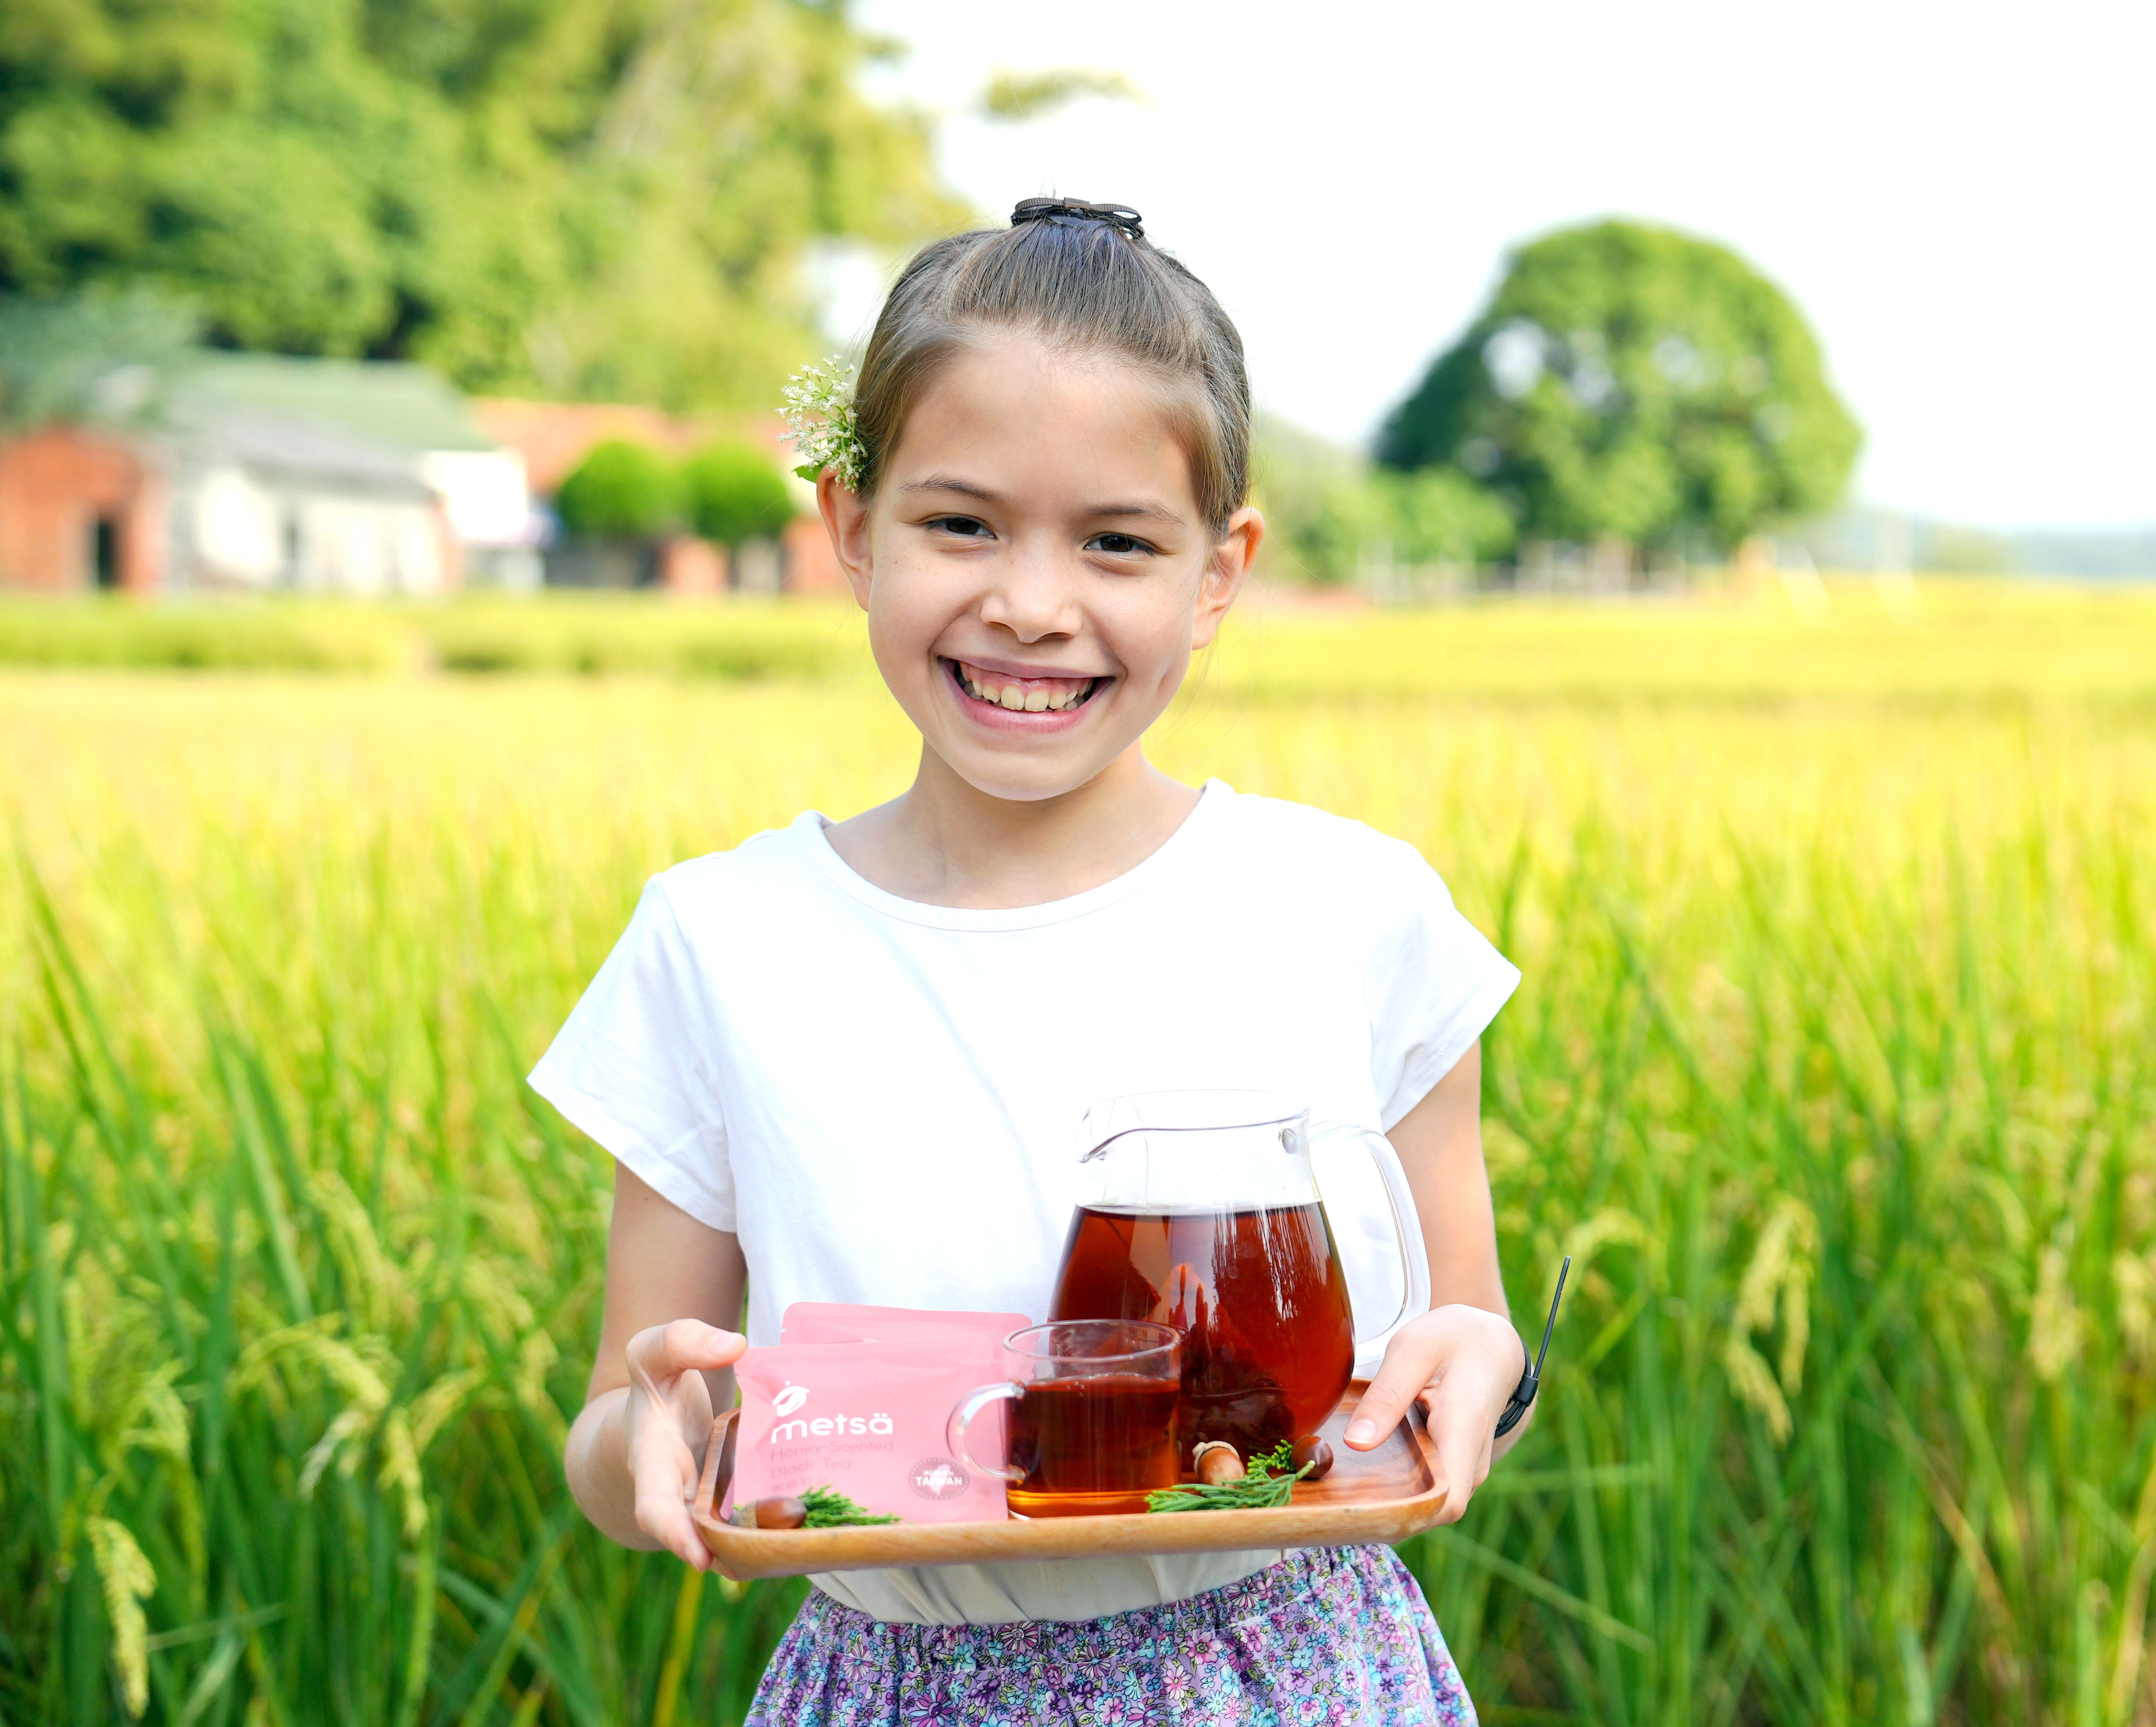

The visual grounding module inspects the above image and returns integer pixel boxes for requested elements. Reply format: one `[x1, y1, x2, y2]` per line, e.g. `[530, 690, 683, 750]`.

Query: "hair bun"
[1009, 197, 1144, 239]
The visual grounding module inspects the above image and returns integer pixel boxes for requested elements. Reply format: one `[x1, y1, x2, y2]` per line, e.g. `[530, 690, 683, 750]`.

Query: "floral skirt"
[744, 1544, 1477, 1726]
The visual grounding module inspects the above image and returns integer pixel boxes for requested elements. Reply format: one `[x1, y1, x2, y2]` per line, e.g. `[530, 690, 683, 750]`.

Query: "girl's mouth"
[946, 658, 1103, 715]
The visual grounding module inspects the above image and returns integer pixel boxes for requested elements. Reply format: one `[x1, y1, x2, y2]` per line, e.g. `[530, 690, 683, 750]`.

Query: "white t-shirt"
[530, 780, 1520, 1625]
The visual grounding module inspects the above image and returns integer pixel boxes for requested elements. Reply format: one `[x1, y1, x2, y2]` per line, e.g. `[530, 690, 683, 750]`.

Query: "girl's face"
[823, 331, 1263, 804]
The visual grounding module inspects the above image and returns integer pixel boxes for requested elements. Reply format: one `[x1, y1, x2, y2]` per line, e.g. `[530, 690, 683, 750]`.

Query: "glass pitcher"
[1045, 1089, 1430, 1457]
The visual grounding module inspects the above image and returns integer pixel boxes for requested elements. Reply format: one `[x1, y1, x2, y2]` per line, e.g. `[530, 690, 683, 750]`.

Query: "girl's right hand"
[623, 1318, 747, 1569]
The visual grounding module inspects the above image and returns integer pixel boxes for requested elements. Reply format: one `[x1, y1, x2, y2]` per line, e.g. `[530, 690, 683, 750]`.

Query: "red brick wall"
[471, 399, 749, 495]
[659, 534, 727, 596]
[0, 427, 165, 592]
[782, 515, 846, 595]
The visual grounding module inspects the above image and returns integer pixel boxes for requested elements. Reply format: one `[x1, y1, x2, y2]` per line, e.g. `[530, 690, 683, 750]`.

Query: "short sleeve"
[528, 878, 736, 1231]
[1364, 845, 1521, 1130]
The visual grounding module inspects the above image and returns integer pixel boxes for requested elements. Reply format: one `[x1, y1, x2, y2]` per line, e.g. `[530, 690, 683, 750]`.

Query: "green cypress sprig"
[800, 1486, 900, 1527]
[1146, 1442, 1315, 1514]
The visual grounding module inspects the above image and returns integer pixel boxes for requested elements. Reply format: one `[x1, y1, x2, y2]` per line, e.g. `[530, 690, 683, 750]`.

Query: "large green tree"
[0, 0, 961, 410]
[1377, 221, 1861, 551]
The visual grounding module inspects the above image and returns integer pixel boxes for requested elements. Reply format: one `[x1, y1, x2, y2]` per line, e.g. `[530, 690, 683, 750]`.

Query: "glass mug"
[947, 1320, 1182, 1517]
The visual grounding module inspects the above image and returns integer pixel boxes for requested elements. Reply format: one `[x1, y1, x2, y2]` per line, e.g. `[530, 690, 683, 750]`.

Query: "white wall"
[290, 496, 445, 596]
[421, 449, 531, 547]
[192, 465, 284, 586]
[188, 465, 447, 594]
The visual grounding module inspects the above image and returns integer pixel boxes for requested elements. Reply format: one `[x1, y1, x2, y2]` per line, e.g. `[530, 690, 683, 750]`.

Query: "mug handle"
[947, 1382, 1024, 1483]
[1312, 1119, 1433, 1358]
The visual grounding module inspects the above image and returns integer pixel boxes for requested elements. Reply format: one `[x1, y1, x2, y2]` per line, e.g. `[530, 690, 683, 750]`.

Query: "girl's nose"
[976, 546, 1082, 642]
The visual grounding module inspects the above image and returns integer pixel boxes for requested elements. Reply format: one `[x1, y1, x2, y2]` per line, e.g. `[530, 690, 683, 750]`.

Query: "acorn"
[1193, 1441, 1246, 1485]
[733, 1494, 808, 1530]
[1289, 1437, 1335, 1481]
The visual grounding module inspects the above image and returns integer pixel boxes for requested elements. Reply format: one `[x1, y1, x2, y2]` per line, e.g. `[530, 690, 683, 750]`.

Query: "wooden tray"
[692, 1381, 1446, 1581]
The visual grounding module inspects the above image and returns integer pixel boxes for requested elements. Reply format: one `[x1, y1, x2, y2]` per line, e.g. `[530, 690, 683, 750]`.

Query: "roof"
[182, 405, 436, 500]
[171, 354, 498, 454]
[472, 398, 735, 494]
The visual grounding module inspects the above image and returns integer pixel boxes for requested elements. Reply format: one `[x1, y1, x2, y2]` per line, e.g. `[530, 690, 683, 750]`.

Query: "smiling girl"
[533, 198, 1526, 1724]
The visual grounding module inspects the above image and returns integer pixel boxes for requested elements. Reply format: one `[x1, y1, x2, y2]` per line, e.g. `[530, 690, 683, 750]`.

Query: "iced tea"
[1048, 1202, 1355, 1457]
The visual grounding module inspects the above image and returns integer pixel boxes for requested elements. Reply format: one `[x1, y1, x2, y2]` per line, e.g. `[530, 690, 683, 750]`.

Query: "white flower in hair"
[781, 357, 865, 489]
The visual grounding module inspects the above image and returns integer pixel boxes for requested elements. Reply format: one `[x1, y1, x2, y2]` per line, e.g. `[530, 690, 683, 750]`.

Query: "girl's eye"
[926, 515, 992, 539]
[1087, 532, 1155, 557]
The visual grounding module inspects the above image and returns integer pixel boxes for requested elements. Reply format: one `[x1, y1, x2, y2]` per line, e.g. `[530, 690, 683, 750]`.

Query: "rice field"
[1, 580, 2152, 1724]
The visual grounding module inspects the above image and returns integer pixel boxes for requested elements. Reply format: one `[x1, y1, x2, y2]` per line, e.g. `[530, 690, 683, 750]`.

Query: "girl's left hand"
[1341, 1304, 1523, 1525]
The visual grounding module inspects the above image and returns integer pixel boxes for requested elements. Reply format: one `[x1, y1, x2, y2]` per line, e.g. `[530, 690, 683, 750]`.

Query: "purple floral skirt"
[745, 1544, 1476, 1725]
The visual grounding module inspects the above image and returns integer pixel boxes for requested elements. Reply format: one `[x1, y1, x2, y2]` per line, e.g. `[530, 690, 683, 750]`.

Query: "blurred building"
[0, 356, 540, 595]
[472, 399, 843, 595]
[0, 424, 168, 593]
[0, 360, 844, 597]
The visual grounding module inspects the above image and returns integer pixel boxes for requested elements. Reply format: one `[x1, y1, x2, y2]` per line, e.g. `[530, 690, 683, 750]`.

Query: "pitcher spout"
[1076, 1088, 1305, 1163]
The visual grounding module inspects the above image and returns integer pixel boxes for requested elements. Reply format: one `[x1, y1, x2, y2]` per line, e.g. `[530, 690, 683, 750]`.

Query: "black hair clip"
[1010, 197, 1144, 239]
[1495, 1256, 1569, 1438]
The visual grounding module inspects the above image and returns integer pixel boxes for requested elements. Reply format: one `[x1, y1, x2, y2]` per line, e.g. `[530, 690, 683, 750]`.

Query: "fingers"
[630, 1419, 714, 1570]
[621, 1319, 741, 1572]
[633, 1474, 711, 1569]
[627, 1318, 746, 1384]
[1426, 1388, 1495, 1526]
[1343, 1332, 1441, 1449]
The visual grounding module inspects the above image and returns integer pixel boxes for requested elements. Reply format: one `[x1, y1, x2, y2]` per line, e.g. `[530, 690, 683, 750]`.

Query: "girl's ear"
[818, 470, 875, 610]
[1192, 506, 1265, 651]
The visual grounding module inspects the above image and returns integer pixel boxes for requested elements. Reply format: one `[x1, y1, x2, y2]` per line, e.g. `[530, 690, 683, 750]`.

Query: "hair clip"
[1010, 197, 1144, 239]
[780, 357, 865, 488]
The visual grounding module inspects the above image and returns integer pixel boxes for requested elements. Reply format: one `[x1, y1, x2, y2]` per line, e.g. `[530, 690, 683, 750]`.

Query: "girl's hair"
[852, 200, 1251, 533]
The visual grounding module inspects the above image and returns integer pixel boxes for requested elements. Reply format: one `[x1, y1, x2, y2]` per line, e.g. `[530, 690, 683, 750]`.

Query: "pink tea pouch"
[728, 1334, 1009, 1524]
[781, 1301, 1030, 1347]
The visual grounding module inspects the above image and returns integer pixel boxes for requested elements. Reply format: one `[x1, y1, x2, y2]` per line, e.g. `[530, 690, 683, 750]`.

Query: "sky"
[848, 0, 2154, 531]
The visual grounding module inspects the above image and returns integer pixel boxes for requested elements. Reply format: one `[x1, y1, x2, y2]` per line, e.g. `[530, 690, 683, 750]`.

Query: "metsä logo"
[765, 1381, 896, 1445]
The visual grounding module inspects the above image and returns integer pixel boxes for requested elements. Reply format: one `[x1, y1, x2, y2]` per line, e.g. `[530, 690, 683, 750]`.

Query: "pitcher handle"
[947, 1382, 1024, 1484]
[1312, 1118, 1431, 1357]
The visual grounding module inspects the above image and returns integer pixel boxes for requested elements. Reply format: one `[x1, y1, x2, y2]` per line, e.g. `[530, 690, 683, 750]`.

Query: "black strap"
[1495, 1255, 1570, 1438]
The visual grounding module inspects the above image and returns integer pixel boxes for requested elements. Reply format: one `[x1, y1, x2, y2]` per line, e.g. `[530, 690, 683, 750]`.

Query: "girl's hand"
[1341, 1304, 1523, 1526]
[623, 1318, 747, 1569]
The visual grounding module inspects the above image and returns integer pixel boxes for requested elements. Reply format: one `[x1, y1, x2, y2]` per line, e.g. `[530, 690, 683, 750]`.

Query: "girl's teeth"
[954, 662, 1091, 710]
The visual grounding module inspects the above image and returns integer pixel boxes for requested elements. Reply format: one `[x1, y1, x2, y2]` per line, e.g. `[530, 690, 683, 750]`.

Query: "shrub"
[553, 441, 681, 538]
[1295, 468, 1516, 580]
[681, 440, 795, 546]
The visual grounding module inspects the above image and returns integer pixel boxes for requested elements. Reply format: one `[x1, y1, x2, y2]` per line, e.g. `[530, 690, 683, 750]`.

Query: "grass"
[0, 592, 863, 679]
[0, 579, 2152, 1723]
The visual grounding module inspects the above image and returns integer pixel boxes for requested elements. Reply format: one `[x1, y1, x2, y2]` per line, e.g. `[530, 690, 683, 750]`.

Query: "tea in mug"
[1005, 1373, 1181, 1518]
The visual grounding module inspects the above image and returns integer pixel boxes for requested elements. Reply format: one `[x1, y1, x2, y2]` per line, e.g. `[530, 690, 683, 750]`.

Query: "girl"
[534, 197, 1530, 1724]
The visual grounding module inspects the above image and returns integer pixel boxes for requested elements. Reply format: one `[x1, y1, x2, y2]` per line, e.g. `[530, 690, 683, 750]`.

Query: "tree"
[0, 0, 963, 412]
[976, 69, 1142, 121]
[1377, 221, 1861, 552]
[1255, 415, 1514, 583]
[553, 441, 680, 538]
[1293, 470, 1516, 582]
[0, 289, 198, 430]
[681, 441, 795, 546]
[1373, 469, 1516, 564]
